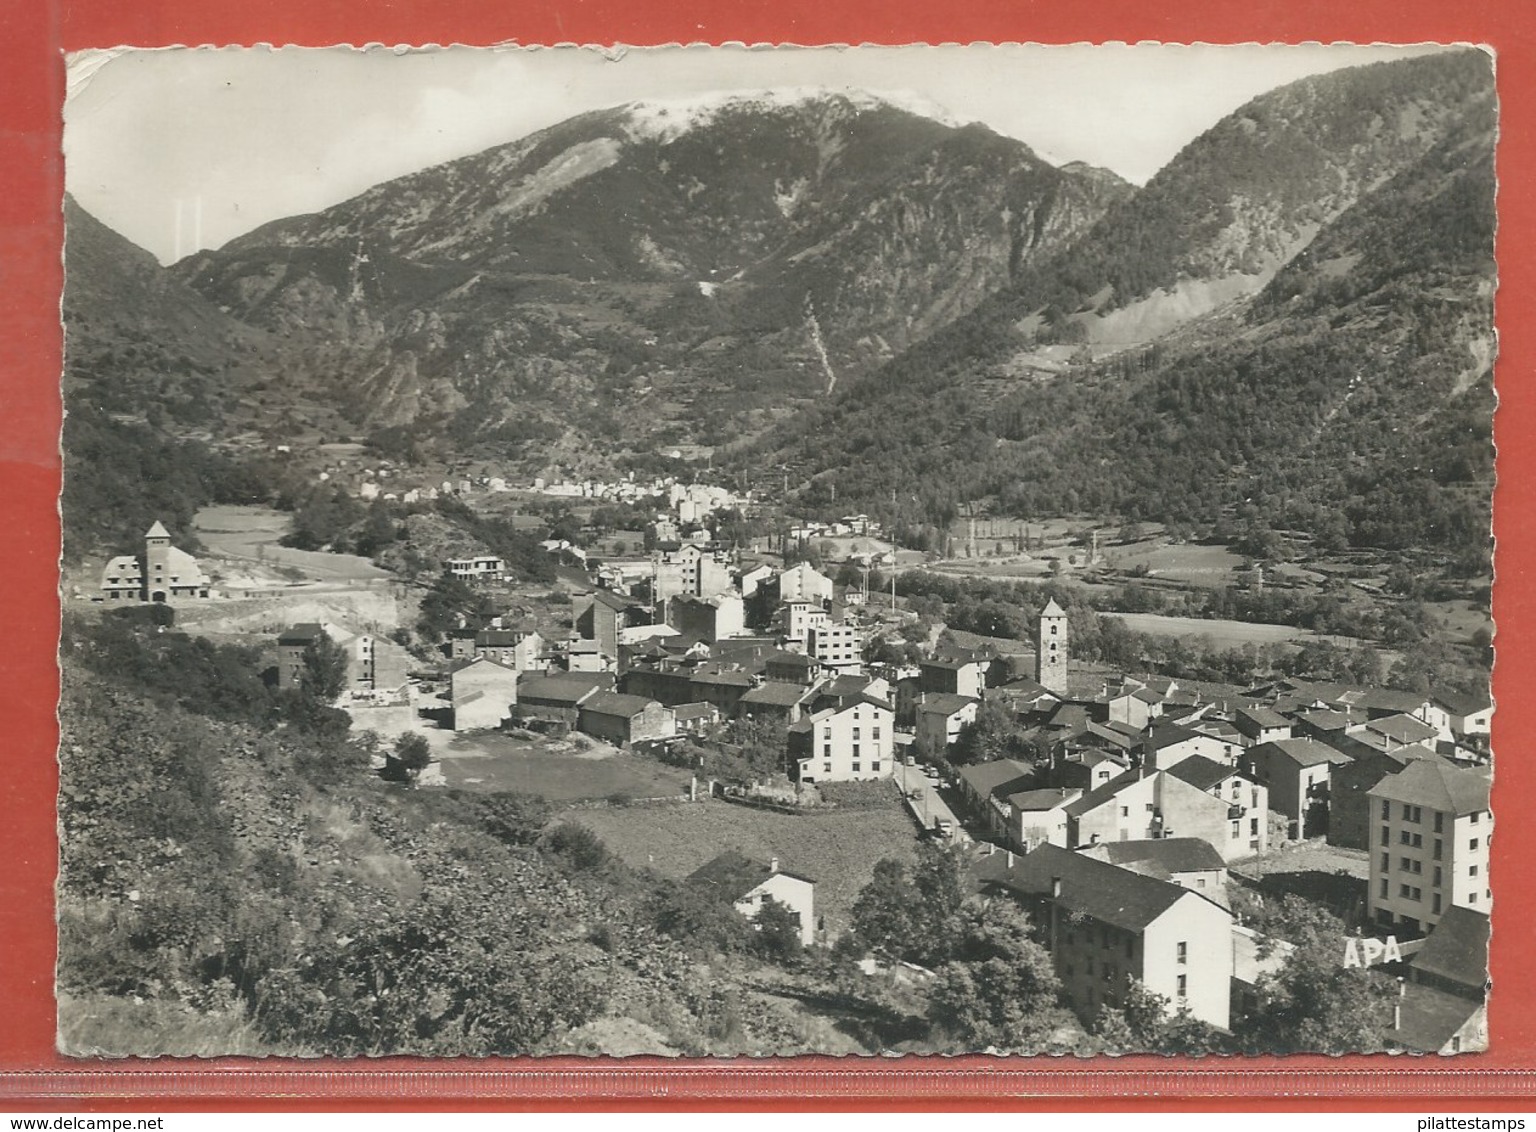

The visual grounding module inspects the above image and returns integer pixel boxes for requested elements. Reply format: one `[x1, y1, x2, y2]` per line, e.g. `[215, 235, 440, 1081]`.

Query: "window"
[1434, 866, 1443, 887]
[1404, 804, 1422, 824]
[1400, 830, 1411, 845]
[1380, 877, 1389, 898]
[872, 728, 881, 741]
[1435, 812, 1445, 833]
[1381, 853, 1391, 873]
[1231, 821, 1241, 838]
[1176, 974, 1187, 999]
[871, 761, 881, 772]
[1251, 817, 1259, 836]
[1471, 812, 1481, 824]
[851, 763, 860, 773]
[1469, 892, 1479, 904]
[1470, 864, 1480, 877]
[1470, 838, 1480, 851]
[1412, 833, 1423, 849]
[823, 763, 831, 774]
[1121, 806, 1129, 818]
[1381, 800, 1392, 820]
[1433, 893, 1442, 915]
[1051, 625, 1058, 636]
[1434, 839, 1443, 861]
[1176, 942, 1188, 965]
[1381, 826, 1391, 847]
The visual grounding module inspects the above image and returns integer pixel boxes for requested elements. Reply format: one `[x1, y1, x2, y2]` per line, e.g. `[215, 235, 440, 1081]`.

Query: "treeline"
[60, 406, 283, 563]
[898, 570, 1485, 693]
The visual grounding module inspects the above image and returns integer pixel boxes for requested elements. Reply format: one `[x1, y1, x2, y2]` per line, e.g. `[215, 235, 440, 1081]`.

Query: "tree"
[1093, 979, 1226, 1054]
[952, 698, 1029, 765]
[752, 896, 804, 964]
[1230, 895, 1397, 1054]
[392, 732, 432, 784]
[300, 633, 351, 702]
[926, 898, 1069, 1052]
[848, 843, 968, 968]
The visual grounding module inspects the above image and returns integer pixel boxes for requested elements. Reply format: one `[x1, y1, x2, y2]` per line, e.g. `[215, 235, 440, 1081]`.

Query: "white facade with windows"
[1367, 760, 1492, 935]
[789, 698, 895, 783]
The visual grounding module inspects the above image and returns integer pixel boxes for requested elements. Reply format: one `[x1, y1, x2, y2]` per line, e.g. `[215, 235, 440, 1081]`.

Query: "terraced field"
[571, 799, 922, 936]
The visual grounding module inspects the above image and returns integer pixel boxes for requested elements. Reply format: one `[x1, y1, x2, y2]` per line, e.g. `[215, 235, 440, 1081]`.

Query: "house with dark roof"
[1235, 705, 1293, 746]
[687, 851, 817, 945]
[671, 701, 719, 735]
[787, 695, 895, 783]
[1048, 746, 1130, 794]
[577, 691, 674, 746]
[1143, 721, 1235, 771]
[919, 654, 990, 699]
[1240, 738, 1354, 839]
[956, 758, 1037, 826]
[915, 693, 980, 754]
[1326, 743, 1441, 850]
[1002, 787, 1081, 851]
[973, 843, 1233, 1029]
[1425, 690, 1493, 743]
[1080, 837, 1229, 902]
[1164, 755, 1270, 858]
[1066, 765, 1266, 862]
[1386, 909, 1490, 1054]
[737, 680, 816, 724]
[472, 625, 545, 671]
[514, 671, 616, 729]
[1368, 760, 1492, 935]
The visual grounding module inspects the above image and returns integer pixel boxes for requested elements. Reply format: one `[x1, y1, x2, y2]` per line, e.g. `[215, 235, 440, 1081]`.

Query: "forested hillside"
[742, 50, 1496, 564]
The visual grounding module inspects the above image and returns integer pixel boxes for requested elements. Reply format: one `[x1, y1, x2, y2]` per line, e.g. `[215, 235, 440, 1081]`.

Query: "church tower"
[144, 520, 172, 602]
[1035, 598, 1069, 694]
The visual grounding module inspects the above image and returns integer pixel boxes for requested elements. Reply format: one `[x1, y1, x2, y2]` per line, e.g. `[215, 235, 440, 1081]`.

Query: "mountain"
[743, 49, 1496, 559]
[169, 90, 1129, 463]
[62, 194, 275, 425]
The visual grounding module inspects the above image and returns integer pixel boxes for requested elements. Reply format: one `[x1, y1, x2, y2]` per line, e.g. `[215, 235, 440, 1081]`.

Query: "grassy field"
[572, 800, 922, 935]
[1099, 540, 1245, 587]
[436, 734, 693, 801]
[1106, 610, 1363, 651]
[194, 504, 391, 581]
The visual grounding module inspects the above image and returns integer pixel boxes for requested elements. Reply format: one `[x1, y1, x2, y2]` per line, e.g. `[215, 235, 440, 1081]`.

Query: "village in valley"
[57, 44, 1497, 1058]
[78, 445, 1493, 1054]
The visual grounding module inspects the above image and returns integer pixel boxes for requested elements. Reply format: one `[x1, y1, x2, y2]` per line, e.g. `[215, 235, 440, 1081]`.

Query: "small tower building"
[1035, 598, 1070, 694]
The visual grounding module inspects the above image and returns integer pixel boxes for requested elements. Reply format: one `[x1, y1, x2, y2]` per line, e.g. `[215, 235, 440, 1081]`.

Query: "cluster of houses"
[910, 614, 1493, 1050]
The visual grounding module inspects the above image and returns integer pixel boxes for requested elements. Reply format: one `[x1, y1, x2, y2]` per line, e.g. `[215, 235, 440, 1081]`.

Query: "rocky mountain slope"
[168, 91, 1129, 457]
[742, 49, 1497, 559]
[62, 194, 274, 425]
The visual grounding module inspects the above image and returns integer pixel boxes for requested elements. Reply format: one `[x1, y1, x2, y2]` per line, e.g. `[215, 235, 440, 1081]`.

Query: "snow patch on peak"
[621, 88, 970, 143]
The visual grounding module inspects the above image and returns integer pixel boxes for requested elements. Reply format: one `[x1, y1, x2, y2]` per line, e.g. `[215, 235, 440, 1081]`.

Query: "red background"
[3, 0, 1533, 1110]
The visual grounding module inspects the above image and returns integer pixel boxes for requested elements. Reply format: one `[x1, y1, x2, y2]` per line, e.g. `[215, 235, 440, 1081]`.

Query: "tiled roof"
[973, 843, 1208, 934]
[687, 851, 814, 899]
[958, 758, 1036, 800]
[1369, 759, 1491, 816]
[1386, 983, 1484, 1053]
[1166, 754, 1238, 792]
[916, 693, 979, 717]
[1091, 837, 1226, 874]
[740, 682, 812, 707]
[278, 622, 327, 645]
[1411, 906, 1490, 992]
[582, 691, 660, 718]
[1253, 738, 1354, 769]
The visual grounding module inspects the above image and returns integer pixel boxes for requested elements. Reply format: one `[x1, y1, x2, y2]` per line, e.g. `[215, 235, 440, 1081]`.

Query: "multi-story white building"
[788, 695, 895, 783]
[1368, 760, 1492, 935]
[807, 622, 863, 672]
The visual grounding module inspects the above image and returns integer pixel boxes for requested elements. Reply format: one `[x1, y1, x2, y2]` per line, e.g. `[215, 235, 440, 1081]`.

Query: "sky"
[63, 42, 1452, 264]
